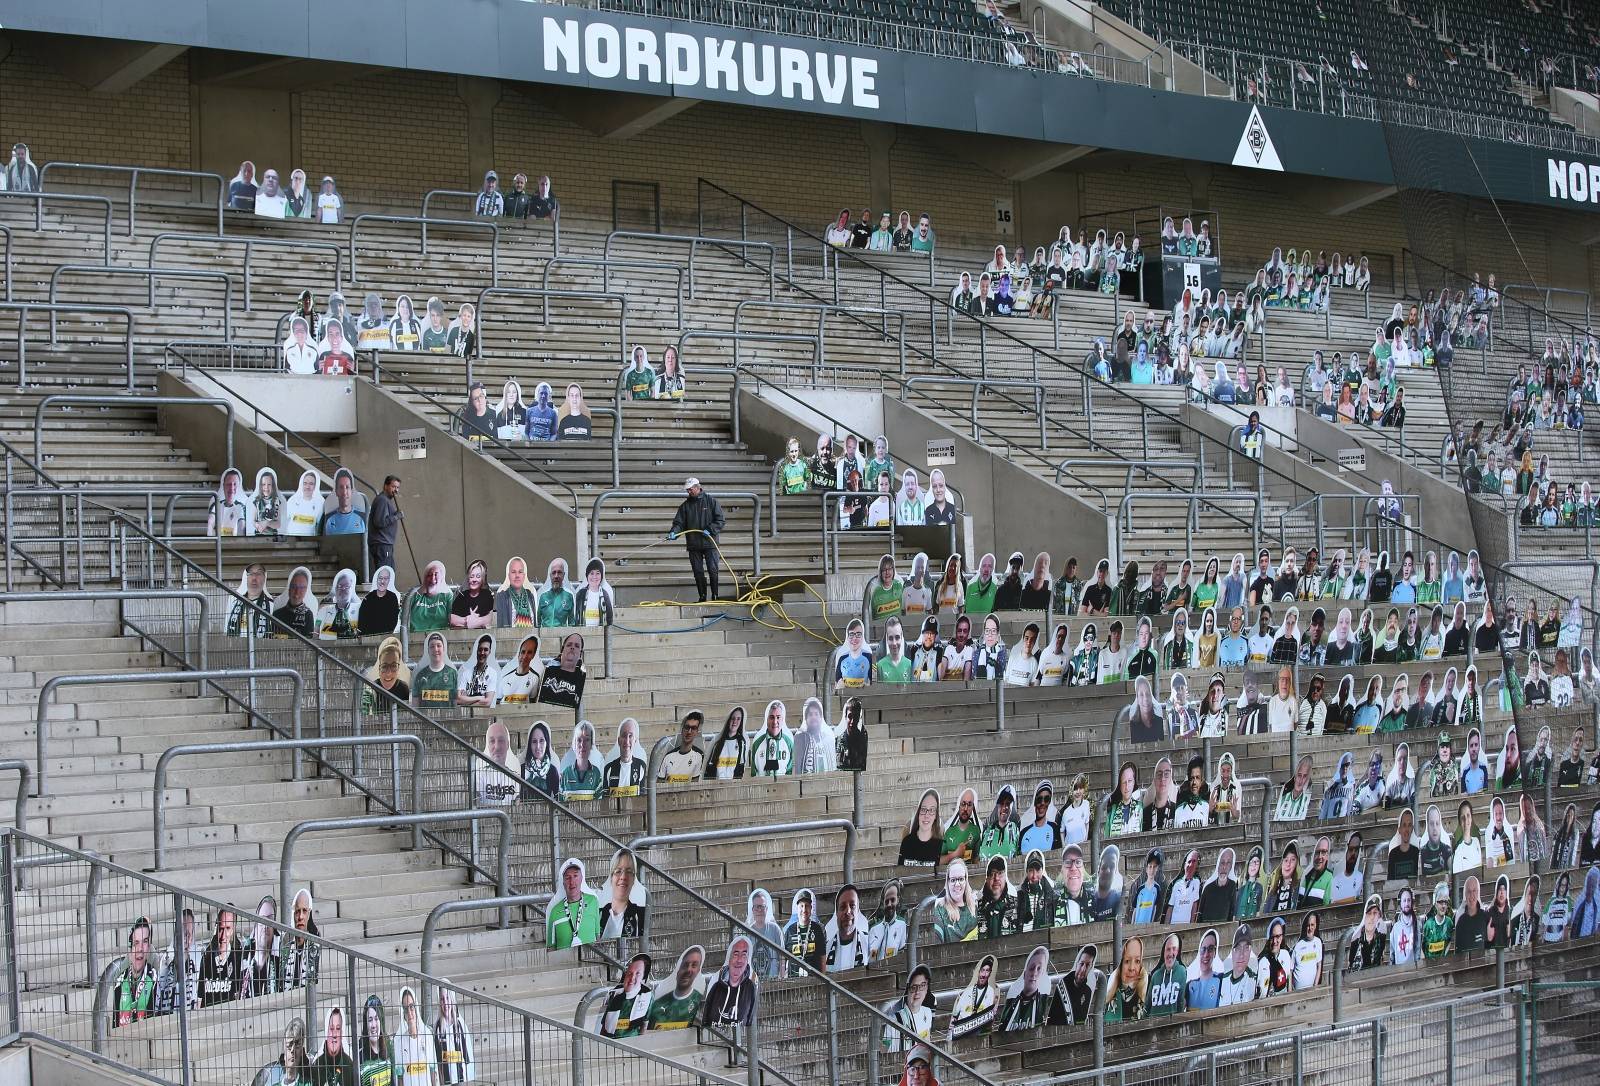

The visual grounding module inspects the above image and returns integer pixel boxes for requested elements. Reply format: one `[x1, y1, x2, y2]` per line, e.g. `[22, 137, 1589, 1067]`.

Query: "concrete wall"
[156, 370, 366, 575]
[185, 372, 358, 434]
[1294, 412, 1477, 555]
[339, 380, 585, 581]
[881, 396, 1114, 564]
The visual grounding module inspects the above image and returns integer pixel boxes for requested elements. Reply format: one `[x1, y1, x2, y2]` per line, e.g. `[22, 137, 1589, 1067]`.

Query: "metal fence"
[1, 830, 742, 1086]
[30, 506, 1002, 1086]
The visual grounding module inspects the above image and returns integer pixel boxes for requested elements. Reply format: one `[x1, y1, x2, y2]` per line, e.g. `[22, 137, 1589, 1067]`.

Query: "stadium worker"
[670, 477, 727, 602]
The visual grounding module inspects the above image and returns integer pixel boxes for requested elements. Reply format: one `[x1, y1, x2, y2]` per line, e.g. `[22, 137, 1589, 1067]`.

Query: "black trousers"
[370, 542, 394, 575]
[688, 547, 719, 601]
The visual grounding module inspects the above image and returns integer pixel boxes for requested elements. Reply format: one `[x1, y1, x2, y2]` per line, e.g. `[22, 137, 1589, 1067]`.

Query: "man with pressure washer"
[669, 477, 726, 602]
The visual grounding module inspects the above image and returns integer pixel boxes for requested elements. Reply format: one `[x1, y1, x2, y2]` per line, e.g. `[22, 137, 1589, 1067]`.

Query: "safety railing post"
[83, 861, 103, 989]
[1445, 1002, 1456, 1086]
[172, 891, 193, 1086]
[744, 997, 760, 1086]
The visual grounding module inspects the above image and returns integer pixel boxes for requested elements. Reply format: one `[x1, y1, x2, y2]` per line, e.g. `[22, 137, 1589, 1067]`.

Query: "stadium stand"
[5, 1, 1600, 1083]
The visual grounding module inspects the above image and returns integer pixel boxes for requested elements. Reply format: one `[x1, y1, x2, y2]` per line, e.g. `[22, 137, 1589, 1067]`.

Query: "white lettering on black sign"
[542, 17, 879, 109]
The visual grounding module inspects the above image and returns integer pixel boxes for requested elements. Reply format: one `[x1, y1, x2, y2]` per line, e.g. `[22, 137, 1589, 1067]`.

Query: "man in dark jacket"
[670, 477, 726, 602]
[369, 475, 402, 572]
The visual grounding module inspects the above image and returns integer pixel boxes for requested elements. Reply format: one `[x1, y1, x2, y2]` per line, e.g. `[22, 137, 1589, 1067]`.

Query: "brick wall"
[298, 69, 470, 207]
[5, 35, 1600, 296]
[0, 38, 192, 187]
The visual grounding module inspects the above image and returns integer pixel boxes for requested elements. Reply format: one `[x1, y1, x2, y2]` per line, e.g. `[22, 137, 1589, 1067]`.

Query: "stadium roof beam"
[538, 86, 699, 139]
[188, 49, 383, 90]
[931, 133, 1096, 182]
[50, 36, 188, 95]
[1294, 178, 1400, 217]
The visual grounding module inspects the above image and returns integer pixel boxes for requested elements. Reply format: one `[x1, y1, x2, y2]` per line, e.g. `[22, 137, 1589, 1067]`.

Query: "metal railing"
[696, 179, 1322, 555]
[542, 256, 682, 327]
[278, 808, 513, 933]
[474, 285, 629, 373]
[151, 734, 425, 870]
[0, 190, 114, 263]
[33, 394, 235, 474]
[349, 214, 500, 285]
[0, 588, 208, 670]
[149, 231, 344, 310]
[589, 489, 762, 575]
[630, 818, 856, 947]
[604, 230, 774, 299]
[1115, 491, 1262, 568]
[162, 346, 386, 503]
[12, 495, 1006, 1086]
[39, 161, 225, 235]
[1054, 457, 1200, 516]
[1, 302, 136, 390]
[0, 760, 28, 833]
[904, 376, 1048, 450]
[0, 224, 10, 301]
[733, 299, 911, 377]
[47, 263, 234, 343]
[677, 332, 821, 438]
[362, 363, 582, 515]
[420, 187, 560, 255]
[12, 829, 738, 1086]
[32, 667, 303, 798]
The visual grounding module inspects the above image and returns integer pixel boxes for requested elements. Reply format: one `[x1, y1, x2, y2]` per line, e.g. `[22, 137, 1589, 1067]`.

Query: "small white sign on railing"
[927, 438, 956, 466]
[398, 428, 427, 460]
[1337, 447, 1365, 472]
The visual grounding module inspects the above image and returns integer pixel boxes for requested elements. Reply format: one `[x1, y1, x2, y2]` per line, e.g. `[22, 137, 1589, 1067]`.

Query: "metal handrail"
[1503, 283, 1592, 332]
[39, 161, 225, 235]
[152, 734, 425, 870]
[677, 331, 821, 438]
[699, 179, 1321, 548]
[362, 362, 582, 514]
[350, 214, 499, 284]
[420, 187, 560, 255]
[733, 299, 909, 378]
[87, 505, 998, 1085]
[34, 394, 235, 474]
[0, 759, 29, 833]
[162, 345, 384, 501]
[629, 818, 857, 945]
[590, 488, 762, 575]
[3, 483, 221, 587]
[149, 231, 344, 310]
[1236, 775, 1274, 869]
[1, 302, 136, 390]
[643, 734, 680, 836]
[1054, 457, 1201, 516]
[279, 809, 513, 934]
[33, 667, 303, 797]
[48, 263, 234, 343]
[1115, 491, 1262, 568]
[419, 893, 554, 988]
[542, 256, 683, 328]
[0, 588, 208, 672]
[604, 230, 774, 299]
[0, 224, 11, 301]
[0, 190, 114, 263]
[23, 828, 736, 1086]
[473, 285, 629, 373]
[744, 363, 965, 534]
[904, 375, 1047, 450]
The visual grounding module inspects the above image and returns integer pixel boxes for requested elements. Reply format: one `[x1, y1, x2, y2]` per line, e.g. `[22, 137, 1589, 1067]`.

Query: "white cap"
[684, 477, 700, 491]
